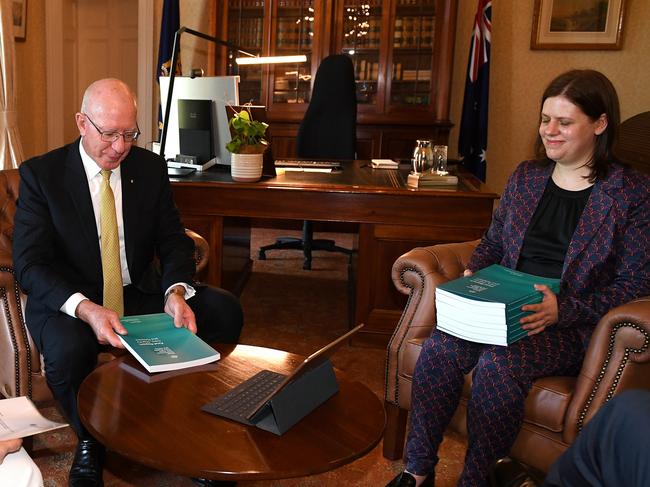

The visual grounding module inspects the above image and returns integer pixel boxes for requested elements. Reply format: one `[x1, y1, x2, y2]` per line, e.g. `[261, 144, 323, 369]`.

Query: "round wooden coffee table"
[78, 344, 385, 481]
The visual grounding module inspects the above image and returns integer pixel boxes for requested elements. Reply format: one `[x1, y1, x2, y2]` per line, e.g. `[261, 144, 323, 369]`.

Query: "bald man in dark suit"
[13, 78, 243, 486]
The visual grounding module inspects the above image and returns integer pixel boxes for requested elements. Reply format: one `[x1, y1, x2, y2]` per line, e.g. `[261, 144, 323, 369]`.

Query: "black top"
[517, 177, 593, 279]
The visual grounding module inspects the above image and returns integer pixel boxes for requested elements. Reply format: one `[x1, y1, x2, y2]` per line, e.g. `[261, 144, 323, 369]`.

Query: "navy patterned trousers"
[405, 327, 586, 486]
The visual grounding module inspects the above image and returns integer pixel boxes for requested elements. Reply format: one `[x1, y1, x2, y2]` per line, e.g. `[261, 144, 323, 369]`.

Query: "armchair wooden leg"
[383, 400, 408, 460]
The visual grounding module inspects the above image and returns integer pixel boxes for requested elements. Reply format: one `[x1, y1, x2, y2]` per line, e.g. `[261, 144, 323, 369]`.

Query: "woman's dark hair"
[534, 69, 620, 181]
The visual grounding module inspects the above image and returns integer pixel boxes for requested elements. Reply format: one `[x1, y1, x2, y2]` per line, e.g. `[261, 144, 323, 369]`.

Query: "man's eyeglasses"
[83, 114, 140, 143]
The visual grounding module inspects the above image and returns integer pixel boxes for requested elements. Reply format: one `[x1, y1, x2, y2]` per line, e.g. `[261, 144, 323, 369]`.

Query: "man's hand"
[0, 438, 23, 465]
[75, 300, 127, 348]
[520, 284, 559, 336]
[164, 291, 197, 334]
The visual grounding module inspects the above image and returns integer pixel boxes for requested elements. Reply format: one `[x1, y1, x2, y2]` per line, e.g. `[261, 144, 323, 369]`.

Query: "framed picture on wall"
[531, 0, 625, 50]
[12, 0, 27, 42]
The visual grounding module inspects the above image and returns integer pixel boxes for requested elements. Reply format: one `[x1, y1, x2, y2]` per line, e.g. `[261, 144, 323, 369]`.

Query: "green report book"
[435, 264, 560, 346]
[118, 313, 220, 373]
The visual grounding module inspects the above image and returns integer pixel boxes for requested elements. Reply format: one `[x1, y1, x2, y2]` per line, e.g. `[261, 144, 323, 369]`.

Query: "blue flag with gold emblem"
[157, 0, 181, 135]
[458, 0, 491, 182]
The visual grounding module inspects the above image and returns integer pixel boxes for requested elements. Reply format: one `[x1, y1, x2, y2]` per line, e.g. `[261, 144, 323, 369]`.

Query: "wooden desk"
[171, 163, 498, 346]
[78, 345, 385, 481]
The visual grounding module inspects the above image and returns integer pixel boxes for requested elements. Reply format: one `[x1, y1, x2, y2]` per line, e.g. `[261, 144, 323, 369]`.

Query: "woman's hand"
[0, 438, 22, 464]
[519, 284, 559, 336]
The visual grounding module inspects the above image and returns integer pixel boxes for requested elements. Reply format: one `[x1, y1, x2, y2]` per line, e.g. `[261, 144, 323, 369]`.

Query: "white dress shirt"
[60, 141, 132, 316]
[61, 140, 193, 317]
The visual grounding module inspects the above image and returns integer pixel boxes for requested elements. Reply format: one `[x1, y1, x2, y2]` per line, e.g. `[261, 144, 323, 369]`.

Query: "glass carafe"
[412, 139, 433, 174]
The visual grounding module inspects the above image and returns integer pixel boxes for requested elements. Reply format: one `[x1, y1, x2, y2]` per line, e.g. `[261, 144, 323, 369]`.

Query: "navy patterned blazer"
[468, 160, 650, 340]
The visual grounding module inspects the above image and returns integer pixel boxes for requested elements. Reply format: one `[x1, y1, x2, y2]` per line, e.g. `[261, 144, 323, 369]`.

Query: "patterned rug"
[29, 228, 466, 486]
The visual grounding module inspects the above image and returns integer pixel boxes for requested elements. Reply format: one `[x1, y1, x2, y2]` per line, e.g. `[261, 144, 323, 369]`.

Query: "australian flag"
[458, 0, 491, 182]
[157, 0, 181, 135]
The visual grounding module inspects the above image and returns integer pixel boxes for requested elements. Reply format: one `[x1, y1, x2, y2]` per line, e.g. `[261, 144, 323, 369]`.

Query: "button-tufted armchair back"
[0, 169, 46, 401]
[0, 169, 19, 254]
[0, 168, 210, 402]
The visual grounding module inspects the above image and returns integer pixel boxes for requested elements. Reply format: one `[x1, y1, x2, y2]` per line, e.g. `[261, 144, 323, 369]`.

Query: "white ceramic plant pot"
[230, 153, 263, 182]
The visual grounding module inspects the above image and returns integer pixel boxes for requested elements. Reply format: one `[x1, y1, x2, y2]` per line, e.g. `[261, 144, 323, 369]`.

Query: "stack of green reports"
[435, 264, 560, 346]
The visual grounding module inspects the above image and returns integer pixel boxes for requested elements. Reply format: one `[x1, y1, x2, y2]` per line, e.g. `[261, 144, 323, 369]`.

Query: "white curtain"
[0, 0, 24, 169]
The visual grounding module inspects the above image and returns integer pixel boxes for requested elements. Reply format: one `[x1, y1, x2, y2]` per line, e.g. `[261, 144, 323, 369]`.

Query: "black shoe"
[68, 438, 105, 486]
[488, 458, 542, 487]
[385, 471, 434, 487]
[191, 478, 237, 487]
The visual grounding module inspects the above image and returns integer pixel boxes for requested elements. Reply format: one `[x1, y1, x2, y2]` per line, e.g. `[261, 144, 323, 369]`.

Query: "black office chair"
[259, 54, 357, 270]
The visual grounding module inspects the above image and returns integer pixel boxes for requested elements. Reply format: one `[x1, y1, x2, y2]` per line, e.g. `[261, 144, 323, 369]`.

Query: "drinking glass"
[433, 145, 448, 175]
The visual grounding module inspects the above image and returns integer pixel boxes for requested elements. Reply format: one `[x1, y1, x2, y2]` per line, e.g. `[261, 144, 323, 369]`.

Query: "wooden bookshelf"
[215, 0, 457, 160]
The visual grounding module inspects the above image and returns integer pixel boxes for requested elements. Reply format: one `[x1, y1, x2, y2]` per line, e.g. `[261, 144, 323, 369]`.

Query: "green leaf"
[227, 109, 269, 153]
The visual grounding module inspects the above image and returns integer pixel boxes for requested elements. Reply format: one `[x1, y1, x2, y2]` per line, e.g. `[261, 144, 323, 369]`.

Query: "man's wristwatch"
[164, 286, 186, 303]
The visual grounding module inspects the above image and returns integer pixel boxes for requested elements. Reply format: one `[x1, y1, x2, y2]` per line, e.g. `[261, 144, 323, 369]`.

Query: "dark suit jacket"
[468, 160, 650, 339]
[13, 140, 195, 344]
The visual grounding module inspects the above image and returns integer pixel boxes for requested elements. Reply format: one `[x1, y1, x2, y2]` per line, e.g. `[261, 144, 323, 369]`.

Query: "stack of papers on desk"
[371, 159, 399, 169]
[407, 172, 458, 187]
[274, 160, 340, 173]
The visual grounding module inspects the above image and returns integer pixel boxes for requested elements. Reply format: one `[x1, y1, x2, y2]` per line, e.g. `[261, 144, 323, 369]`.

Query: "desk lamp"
[159, 26, 307, 159]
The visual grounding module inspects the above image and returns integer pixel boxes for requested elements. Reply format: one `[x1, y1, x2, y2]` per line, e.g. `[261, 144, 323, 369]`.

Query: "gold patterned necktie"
[99, 169, 124, 316]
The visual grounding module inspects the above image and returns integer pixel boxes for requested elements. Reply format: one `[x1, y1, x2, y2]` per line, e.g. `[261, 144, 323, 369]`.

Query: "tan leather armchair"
[0, 168, 210, 402]
[383, 240, 650, 473]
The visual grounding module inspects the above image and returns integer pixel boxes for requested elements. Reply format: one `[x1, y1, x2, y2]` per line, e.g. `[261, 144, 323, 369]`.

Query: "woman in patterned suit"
[387, 69, 650, 487]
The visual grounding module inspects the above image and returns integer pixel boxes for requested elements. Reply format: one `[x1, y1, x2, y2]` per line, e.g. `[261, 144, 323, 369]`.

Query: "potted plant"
[226, 107, 269, 182]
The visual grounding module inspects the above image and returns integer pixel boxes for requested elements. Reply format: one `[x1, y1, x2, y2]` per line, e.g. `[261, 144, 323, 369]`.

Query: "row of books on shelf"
[396, 0, 435, 5]
[394, 17, 435, 48]
[343, 0, 434, 6]
[343, 0, 381, 6]
[228, 0, 264, 9]
[277, 0, 314, 7]
[384, 61, 434, 81]
[228, 18, 263, 49]
[277, 19, 313, 48]
[354, 60, 432, 83]
[275, 76, 311, 91]
[229, 0, 315, 8]
[228, 0, 431, 11]
[397, 58, 430, 80]
[229, 0, 317, 10]
[400, 69, 431, 81]
[355, 59, 380, 82]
